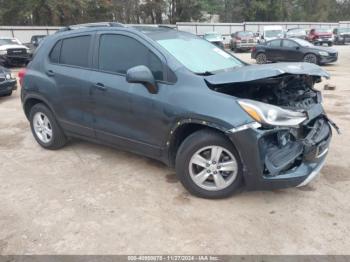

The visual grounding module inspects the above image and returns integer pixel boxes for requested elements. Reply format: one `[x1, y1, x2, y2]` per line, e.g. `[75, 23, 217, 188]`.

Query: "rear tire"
[256, 53, 267, 64]
[29, 103, 67, 150]
[175, 129, 243, 199]
[328, 42, 333, 47]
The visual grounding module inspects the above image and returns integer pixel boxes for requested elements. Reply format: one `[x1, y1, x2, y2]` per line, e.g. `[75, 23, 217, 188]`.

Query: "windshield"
[265, 30, 283, 38]
[315, 28, 332, 33]
[157, 37, 243, 74]
[338, 28, 350, 33]
[0, 38, 21, 46]
[292, 38, 313, 47]
[237, 31, 253, 37]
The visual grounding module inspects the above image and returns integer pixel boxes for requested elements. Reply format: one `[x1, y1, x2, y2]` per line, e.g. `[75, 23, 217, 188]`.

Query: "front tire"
[29, 103, 67, 150]
[303, 53, 318, 64]
[175, 129, 243, 199]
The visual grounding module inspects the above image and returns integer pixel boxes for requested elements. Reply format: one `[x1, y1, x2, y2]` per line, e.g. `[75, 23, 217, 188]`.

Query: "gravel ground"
[0, 45, 349, 255]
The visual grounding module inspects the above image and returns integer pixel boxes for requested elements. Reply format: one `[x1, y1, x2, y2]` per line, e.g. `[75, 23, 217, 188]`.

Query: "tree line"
[0, 0, 349, 26]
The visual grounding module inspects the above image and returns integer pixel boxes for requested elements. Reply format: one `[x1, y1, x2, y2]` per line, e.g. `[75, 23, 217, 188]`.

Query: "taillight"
[18, 68, 27, 87]
[252, 46, 256, 52]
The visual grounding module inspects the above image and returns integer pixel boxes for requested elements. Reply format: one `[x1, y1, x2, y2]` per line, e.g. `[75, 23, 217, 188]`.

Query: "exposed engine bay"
[208, 72, 337, 177]
[209, 74, 321, 111]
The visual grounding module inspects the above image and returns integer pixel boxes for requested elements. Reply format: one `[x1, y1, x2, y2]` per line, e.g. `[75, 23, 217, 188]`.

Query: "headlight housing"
[319, 51, 329, 56]
[0, 50, 7, 55]
[238, 99, 307, 126]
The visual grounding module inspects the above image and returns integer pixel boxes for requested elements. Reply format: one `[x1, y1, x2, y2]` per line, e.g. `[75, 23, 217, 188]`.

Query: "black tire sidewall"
[29, 103, 66, 149]
[175, 130, 243, 199]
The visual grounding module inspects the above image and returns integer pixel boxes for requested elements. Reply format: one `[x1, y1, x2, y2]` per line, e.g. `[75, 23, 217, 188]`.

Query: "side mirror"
[223, 37, 226, 40]
[126, 65, 158, 94]
[296, 46, 300, 50]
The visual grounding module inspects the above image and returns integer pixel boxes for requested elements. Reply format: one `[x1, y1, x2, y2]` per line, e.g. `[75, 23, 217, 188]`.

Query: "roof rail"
[56, 22, 125, 33]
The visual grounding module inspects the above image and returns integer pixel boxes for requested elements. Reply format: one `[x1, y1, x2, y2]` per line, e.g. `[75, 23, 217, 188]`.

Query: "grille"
[7, 48, 27, 56]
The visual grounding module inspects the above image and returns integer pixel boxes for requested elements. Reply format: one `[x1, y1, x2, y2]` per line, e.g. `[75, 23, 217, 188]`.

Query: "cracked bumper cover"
[227, 116, 332, 190]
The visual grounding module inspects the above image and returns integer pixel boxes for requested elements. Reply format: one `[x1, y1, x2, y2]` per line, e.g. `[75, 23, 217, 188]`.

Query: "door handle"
[46, 70, 55, 77]
[94, 82, 107, 91]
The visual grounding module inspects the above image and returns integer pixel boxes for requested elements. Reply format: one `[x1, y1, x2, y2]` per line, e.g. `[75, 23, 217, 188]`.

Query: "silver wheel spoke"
[210, 146, 222, 163]
[193, 170, 211, 185]
[189, 145, 239, 192]
[220, 161, 237, 172]
[33, 112, 53, 144]
[45, 128, 53, 137]
[191, 154, 208, 168]
[213, 174, 226, 189]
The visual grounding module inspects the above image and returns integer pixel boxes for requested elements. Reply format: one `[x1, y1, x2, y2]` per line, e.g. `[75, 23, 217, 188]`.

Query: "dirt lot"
[0, 46, 349, 255]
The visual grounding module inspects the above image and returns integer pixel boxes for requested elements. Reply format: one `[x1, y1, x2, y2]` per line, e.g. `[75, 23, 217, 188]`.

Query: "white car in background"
[0, 37, 31, 67]
[260, 25, 284, 43]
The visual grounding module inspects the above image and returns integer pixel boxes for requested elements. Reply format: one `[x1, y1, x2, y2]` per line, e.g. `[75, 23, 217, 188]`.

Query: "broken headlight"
[238, 99, 307, 126]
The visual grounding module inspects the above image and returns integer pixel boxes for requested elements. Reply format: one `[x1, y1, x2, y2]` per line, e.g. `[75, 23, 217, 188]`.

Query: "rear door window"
[98, 34, 164, 81]
[282, 40, 299, 48]
[59, 35, 91, 68]
[268, 40, 281, 47]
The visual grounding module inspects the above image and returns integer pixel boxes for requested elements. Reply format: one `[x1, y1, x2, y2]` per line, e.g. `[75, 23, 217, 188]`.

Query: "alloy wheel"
[256, 53, 267, 64]
[189, 146, 238, 191]
[304, 54, 317, 64]
[33, 112, 53, 143]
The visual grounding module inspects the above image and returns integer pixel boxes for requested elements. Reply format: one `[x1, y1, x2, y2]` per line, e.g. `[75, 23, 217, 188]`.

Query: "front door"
[89, 32, 168, 157]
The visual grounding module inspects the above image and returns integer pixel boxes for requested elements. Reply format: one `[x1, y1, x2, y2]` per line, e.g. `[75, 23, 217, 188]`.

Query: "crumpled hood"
[205, 62, 330, 85]
[0, 44, 29, 51]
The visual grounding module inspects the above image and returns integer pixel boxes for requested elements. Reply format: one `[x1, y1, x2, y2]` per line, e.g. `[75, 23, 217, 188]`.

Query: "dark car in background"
[333, 27, 350, 45]
[286, 28, 307, 40]
[251, 38, 338, 65]
[25, 35, 47, 54]
[0, 66, 17, 96]
[203, 32, 225, 49]
[21, 23, 334, 198]
[229, 31, 257, 52]
[307, 28, 334, 46]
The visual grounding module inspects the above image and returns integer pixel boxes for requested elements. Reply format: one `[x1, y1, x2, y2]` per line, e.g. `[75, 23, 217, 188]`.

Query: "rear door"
[45, 34, 95, 137]
[265, 39, 282, 61]
[281, 39, 303, 61]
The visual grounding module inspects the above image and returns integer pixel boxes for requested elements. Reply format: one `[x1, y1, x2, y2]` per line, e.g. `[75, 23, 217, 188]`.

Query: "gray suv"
[20, 23, 335, 199]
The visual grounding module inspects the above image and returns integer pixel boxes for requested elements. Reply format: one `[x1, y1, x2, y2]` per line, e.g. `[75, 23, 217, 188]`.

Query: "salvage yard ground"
[0, 46, 349, 255]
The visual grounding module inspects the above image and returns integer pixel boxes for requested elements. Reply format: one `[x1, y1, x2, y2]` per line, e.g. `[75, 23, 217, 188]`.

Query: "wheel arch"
[23, 95, 55, 120]
[167, 119, 233, 168]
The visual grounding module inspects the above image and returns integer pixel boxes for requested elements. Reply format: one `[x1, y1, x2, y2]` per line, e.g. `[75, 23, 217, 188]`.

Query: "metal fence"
[1, 21, 350, 44]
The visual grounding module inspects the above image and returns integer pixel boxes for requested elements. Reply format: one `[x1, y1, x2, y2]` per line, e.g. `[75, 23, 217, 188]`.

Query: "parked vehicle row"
[251, 38, 338, 65]
[20, 23, 336, 198]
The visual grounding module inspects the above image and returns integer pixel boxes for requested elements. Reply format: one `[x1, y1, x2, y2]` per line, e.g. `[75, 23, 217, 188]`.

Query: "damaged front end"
[206, 63, 338, 190]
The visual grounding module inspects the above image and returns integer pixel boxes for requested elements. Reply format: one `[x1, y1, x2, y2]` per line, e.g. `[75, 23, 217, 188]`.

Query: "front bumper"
[236, 42, 256, 49]
[0, 54, 30, 65]
[313, 38, 333, 44]
[0, 78, 17, 94]
[228, 111, 332, 190]
[319, 54, 338, 64]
